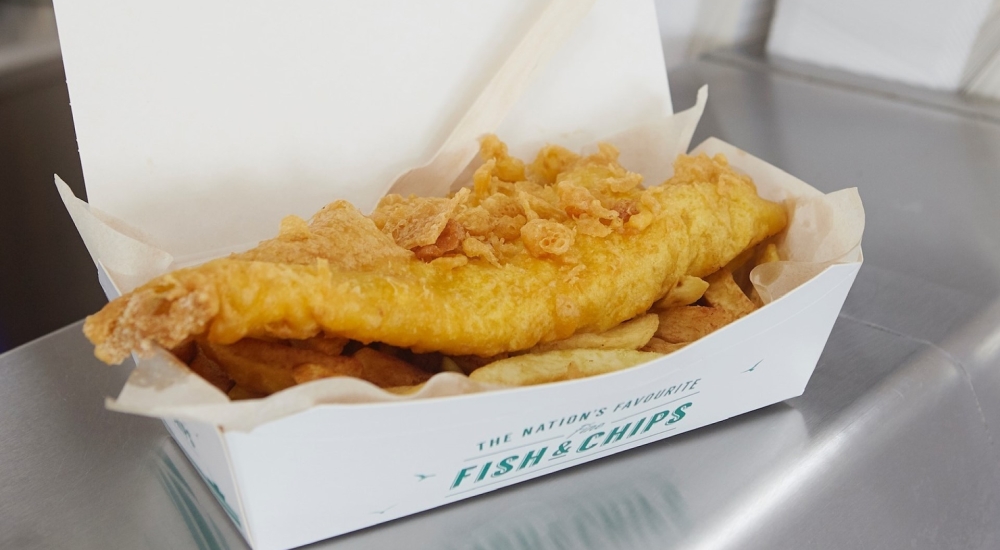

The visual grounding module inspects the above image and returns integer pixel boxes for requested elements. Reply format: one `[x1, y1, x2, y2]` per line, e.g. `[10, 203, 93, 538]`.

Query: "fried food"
[749, 242, 781, 307]
[288, 335, 349, 356]
[528, 313, 658, 353]
[177, 246, 779, 397]
[200, 338, 363, 395]
[654, 306, 735, 344]
[85, 137, 787, 369]
[384, 383, 427, 396]
[757, 243, 780, 265]
[702, 270, 756, 318]
[468, 349, 664, 386]
[640, 337, 686, 354]
[653, 266, 760, 346]
[187, 346, 233, 393]
[352, 347, 433, 387]
[227, 385, 266, 401]
[653, 275, 709, 310]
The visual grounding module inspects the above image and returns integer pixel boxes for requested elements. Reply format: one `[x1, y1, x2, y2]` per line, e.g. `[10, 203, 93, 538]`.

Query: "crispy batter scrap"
[413, 219, 467, 261]
[520, 219, 575, 257]
[479, 134, 526, 183]
[376, 188, 471, 250]
[369, 139, 658, 266]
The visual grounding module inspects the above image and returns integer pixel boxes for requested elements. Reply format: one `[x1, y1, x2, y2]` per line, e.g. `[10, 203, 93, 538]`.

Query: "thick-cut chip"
[724, 245, 756, 274]
[653, 276, 710, 310]
[703, 270, 756, 318]
[402, 350, 446, 373]
[530, 314, 659, 353]
[291, 363, 344, 385]
[450, 353, 508, 375]
[440, 356, 463, 373]
[728, 246, 757, 295]
[289, 335, 350, 356]
[655, 306, 735, 344]
[468, 349, 662, 386]
[640, 337, 687, 355]
[372, 342, 443, 372]
[188, 347, 234, 393]
[228, 385, 266, 401]
[201, 338, 363, 396]
[352, 347, 433, 387]
[171, 340, 198, 364]
[756, 243, 780, 265]
[384, 383, 427, 395]
[748, 242, 782, 307]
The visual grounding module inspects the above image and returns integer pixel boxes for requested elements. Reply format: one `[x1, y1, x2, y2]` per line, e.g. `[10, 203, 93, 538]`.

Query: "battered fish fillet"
[85, 137, 787, 364]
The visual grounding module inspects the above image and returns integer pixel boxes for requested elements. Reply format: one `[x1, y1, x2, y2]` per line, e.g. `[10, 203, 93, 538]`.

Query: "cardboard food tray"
[52, 1, 863, 549]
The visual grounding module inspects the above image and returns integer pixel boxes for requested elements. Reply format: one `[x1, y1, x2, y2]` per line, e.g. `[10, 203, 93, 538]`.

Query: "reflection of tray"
[2, 57, 998, 549]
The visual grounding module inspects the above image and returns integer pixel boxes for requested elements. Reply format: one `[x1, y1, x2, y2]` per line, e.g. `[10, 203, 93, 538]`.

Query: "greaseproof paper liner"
[87, 91, 863, 432]
[55, 178, 173, 294]
[690, 138, 865, 303]
[389, 0, 597, 199]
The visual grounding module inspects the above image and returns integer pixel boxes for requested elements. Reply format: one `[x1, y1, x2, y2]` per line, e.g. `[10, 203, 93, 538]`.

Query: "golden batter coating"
[84, 137, 787, 364]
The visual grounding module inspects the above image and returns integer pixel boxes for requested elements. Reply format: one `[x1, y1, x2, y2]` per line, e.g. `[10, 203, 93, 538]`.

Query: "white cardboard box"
[162, 257, 858, 550]
[52, 1, 863, 549]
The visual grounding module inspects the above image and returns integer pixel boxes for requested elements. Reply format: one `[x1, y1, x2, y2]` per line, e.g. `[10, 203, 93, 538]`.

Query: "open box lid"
[52, 0, 672, 266]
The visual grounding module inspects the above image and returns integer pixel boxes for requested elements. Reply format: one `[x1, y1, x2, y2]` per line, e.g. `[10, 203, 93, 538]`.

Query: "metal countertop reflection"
[2, 57, 999, 550]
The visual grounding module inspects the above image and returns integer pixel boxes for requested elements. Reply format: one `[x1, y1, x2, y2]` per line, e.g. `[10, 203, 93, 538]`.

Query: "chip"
[353, 347, 433, 387]
[170, 340, 197, 364]
[384, 383, 426, 395]
[289, 335, 350, 356]
[187, 346, 234, 393]
[655, 306, 735, 344]
[227, 385, 266, 401]
[653, 276, 710, 310]
[640, 337, 686, 354]
[529, 314, 659, 353]
[201, 338, 363, 396]
[468, 349, 662, 386]
[724, 246, 756, 274]
[703, 270, 756, 318]
[291, 363, 347, 385]
[756, 242, 780, 265]
[749, 242, 781, 307]
[450, 353, 508, 375]
[440, 356, 463, 373]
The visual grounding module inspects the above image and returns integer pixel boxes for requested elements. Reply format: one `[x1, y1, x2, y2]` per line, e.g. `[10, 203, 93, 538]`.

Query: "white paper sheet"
[53, 0, 670, 263]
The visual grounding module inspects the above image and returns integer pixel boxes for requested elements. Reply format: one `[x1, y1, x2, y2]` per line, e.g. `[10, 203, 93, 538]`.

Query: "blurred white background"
[5, 0, 1000, 95]
[654, 0, 1000, 96]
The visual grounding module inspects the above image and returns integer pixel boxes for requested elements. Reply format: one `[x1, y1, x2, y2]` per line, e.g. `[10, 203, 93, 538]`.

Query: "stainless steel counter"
[2, 57, 999, 550]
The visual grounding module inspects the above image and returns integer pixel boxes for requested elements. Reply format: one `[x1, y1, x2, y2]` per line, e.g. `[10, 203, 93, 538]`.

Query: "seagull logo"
[743, 359, 763, 373]
[415, 474, 435, 481]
